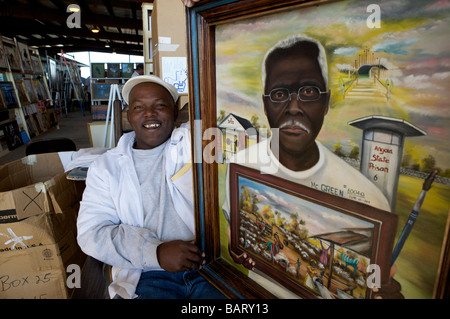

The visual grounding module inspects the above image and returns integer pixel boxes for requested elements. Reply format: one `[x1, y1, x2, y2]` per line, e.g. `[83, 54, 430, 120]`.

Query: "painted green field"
[393, 175, 450, 298]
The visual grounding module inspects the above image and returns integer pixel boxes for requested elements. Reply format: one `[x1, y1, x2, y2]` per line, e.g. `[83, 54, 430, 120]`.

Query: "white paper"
[158, 44, 179, 52]
[158, 36, 171, 44]
[162, 57, 188, 94]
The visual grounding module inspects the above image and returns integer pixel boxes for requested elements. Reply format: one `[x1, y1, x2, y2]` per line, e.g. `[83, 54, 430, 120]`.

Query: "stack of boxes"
[0, 153, 86, 299]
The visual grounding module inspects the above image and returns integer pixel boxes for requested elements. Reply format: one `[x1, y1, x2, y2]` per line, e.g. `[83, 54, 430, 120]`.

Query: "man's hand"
[372, 264, 404, 299]
[229, 250, 256, 271]
[372, 278, 404, 299]
[227, 227, 256, 271]
[157, 240, 205, 273]
[181, 0, 201, 7]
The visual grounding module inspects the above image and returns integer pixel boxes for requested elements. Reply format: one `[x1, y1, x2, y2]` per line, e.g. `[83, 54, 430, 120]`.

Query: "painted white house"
[217, 113, 259, 163]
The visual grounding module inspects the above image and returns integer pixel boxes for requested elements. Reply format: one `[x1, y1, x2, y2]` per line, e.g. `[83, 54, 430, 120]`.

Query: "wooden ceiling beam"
[40, 45, 142, 57]
[102, 0, 123, 34]
[0, 18, 142, 43]
[130, 1, 140, 35]
[0, 3, 141, 29]
[26, 37, 142, 51]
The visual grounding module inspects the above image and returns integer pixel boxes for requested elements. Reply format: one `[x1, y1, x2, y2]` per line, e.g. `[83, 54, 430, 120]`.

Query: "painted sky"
[215, 0, 450, 169]
[238, 176, 373, 236]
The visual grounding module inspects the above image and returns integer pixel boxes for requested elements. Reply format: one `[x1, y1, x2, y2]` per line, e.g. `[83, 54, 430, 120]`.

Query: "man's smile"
[143, 121, 161, 129]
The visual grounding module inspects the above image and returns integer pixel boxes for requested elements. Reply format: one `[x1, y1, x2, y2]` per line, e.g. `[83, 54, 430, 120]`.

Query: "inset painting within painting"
[235, 175, 377, 299]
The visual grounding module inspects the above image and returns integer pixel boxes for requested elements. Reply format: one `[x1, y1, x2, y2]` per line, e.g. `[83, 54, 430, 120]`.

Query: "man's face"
[263, 47, 330, 158]
[127, 82, 178, 149]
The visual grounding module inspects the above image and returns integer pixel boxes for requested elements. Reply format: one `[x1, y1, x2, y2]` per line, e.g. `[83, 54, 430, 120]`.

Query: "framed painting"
[229, 163, 397, 299]
[32, 80, 44, 101]
[38, 80, 49, 100]
[107, 63, 121, 78]
[14, 80, 31, 106]
[122, 63, 134, 78]
[47, 107, 57, 128]
[0, 120, 23, 151]
[92, 83, 112, 100]
[23, 78, 38, 103]
[24, 115, 37, 138]
[91, 63, 106, 78]
[30, 53, 44, 75]
[186, 0, 450, 299]
[0, 35, 9, 71]
[31, 113, 43, 134]
[3, 41, 21, 72]
[15, 39, 33, 74]
[0, 82, 19, 109]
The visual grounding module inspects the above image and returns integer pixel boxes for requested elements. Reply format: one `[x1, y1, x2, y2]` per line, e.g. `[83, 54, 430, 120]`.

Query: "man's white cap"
[122, 75, 179, 105]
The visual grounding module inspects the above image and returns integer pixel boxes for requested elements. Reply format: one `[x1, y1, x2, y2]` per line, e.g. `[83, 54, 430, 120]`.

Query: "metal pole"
[103, 84, 115, 147]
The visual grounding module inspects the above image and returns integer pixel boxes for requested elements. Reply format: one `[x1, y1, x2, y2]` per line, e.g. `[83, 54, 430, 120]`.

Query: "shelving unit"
[0, 35, 56, 157]
[89, 62, 134, 121]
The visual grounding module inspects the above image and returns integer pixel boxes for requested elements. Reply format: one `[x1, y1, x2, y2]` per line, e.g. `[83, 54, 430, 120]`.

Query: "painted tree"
[239, 186, 252, 213]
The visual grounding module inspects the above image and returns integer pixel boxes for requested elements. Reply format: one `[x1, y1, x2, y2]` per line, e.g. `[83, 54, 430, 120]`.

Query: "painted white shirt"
[221, 138, 391, 298]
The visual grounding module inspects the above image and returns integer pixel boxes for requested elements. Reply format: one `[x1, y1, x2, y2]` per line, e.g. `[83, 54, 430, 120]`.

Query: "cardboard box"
[0, 153, 86, 299]
[0, 153, 66, 222]
[0, 244, 69, 298]
[0, 204, 79, 253]
[151, 0, 187, 77]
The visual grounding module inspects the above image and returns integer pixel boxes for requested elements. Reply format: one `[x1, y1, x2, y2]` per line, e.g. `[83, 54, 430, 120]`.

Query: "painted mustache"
[279, 120, 310, 134]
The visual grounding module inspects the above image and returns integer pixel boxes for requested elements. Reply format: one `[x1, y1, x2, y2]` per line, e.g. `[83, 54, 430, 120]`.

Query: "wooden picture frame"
[15, 39, 33, 74]
[0, 89, 5, 110]
[24, 115, 37, 138]
[32, 80, 44, 101]
[3, 41, 21, 72]
[31, 112, 43, 134]
[42, 82, 49, 101]
[91, 63, 106, 78]
[186, 0, 450, 299]
[0, 35, 9, 71]
[0, 82, 19, 109]
[107, 63, 121, 78]
[23, 78, 38, 103]
[122, 63, 134, 78]
[87, 122, 112, 148]
[30, 53, 44, 75]
[0, 120, 23, 151]
[46, 107, 57, 128]
[14, 80, 31, 106]
[37, 80, 49, 100]
[229, 163, 397, 299]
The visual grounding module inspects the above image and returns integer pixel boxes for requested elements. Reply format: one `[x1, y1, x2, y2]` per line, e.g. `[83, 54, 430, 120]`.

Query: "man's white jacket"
[77, 123, 194, 299]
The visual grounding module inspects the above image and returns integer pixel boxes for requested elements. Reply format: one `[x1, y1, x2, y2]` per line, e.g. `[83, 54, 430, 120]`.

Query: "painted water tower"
[348, 115, 426, 210]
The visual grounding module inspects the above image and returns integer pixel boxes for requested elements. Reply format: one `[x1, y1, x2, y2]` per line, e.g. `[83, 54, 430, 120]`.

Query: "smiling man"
[77, 75, 224, 299]
[125, 79, 178, 150]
